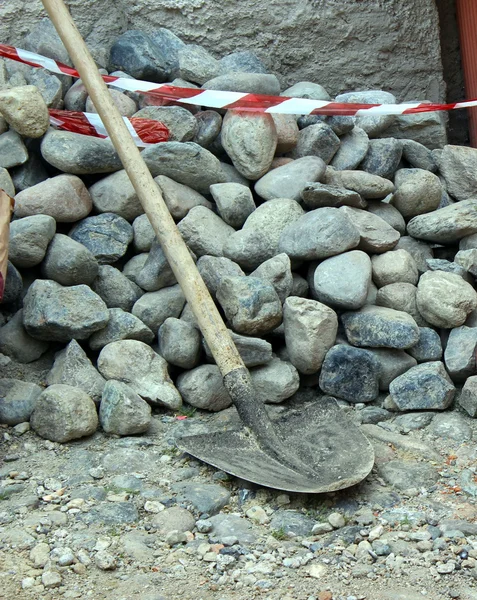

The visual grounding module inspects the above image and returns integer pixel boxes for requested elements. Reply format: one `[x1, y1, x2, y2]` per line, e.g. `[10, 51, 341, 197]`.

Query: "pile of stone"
[0, 18, 477, 444]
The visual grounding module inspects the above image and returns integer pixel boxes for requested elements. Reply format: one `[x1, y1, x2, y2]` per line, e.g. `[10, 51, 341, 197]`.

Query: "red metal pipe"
[456, 0, 477, 147]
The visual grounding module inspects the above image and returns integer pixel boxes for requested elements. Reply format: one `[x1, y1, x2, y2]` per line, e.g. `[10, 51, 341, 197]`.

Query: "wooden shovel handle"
[41, 0, 245, 376]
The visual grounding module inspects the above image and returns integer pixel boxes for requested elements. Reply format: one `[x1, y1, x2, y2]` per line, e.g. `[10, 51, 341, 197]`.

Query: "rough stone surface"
[196, 255, 245, 300]
[178, 206, 235, 258]
[301, 182, 366, 210]
[209, 183, 255, 228]
[394, 236, 433, 274]
[407, 327, 442, 363]
[342, 306, 420, 350]
[359, 138, 402, 180]
[0, 310, 49, 363]
[250, 253, 293, 303]
[407, 199, 477, 244]
[428, 412, 472, 442]
[88, 170, 144, 221]
[97, 340, 181, 409]
[69, 213, 133, 264]
[132, 285, 186, 332]
[30, 384, 98, 443]
[459, 375, 477, 417]
[0, 85, 49, 138]
[0, 130, 28, 169]
[324, 168, 395, 199]
[88, 308, 154, 351]
[14, 174, 92, 222]
[109, 30, 169, 81]
[389, 362, 456, 411]
[416, 271, 477, 328]
[255, 156, 326, 202]
[42, 234, 99, 286]
[444, 326, 477, 382]
[250, 357, 299, 404]
[375, 283, 425, 326]
[319, 344, 380, 403]
[392, 168, 442, 218]
[278, 207, 360, 260]
[216, 276, 282, 336]
[91, 265, 142, 312]
[311, 250, 371, 310]
[135, 239, 182, 292]
[176, 365, 232, 412]
[371, 249, 419, 288]
[99, 380, 151, 435]
[23, 280, 109, 342]
[203, 330, 273, 368]
[47, 339, 106, 402]
[221, 111, 277, 180]
[330, 127, 369, 170]
[155, 175, 212, 221]
[366, 201, 406, 235]
[8, 214, 56, 269]
[283, 297, 337, 374]
[439, 145, 477, 201]
[0, 379, 43, 425]
[366, 349, 417, 392]
[339, 206, 400, 254]
[291, 123, 340, 164]
[158, 318, 201, 369]
[335, 91, 396, 136]
[133, 106, 197, 142]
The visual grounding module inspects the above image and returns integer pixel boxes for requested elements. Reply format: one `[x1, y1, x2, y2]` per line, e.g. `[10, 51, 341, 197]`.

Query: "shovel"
[42, 0, 374, 493]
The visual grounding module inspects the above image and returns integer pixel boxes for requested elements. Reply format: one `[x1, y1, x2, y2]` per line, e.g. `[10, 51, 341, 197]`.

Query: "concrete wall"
[1, 0, 445, 103]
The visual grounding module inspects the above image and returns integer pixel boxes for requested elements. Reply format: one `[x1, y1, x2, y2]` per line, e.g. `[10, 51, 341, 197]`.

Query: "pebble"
[255, 156, 326, 201]
[0, 130, 28, 168]
[0, 85, 49, 138]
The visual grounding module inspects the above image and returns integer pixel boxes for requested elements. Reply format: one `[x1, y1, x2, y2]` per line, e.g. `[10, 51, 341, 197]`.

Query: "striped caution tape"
[2, 43, 477, 116]
[48, 109, 169, 146]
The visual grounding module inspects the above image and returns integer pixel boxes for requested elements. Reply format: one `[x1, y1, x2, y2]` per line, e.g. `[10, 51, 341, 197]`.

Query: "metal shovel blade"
[177, 397, 375, 493]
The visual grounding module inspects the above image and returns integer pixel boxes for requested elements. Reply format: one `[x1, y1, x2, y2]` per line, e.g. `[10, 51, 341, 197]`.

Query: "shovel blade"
[177, 398, 375, 493]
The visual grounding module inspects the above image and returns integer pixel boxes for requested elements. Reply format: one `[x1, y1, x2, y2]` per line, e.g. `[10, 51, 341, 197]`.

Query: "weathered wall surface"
[1, 0, 445, 102]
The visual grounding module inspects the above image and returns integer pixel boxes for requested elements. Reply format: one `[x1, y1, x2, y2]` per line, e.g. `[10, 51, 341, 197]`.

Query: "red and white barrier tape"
[2, 43, 477, 116]
[48, 109, 169, 146]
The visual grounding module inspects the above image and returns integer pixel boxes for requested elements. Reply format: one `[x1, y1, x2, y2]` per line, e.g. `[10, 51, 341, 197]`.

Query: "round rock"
[371, 249, 419, 287]
[393, 168, 442, 219]
[69, 213, 133, 264]
[8, 214, 56, 269]
[99, 380, 151, 436]
[255, 156, 326, 201]
[158, 318, 201, 369]
[0, 379, 43, 425]
[88, 170, 144, 221]
[0, 85, 49, 138]
[88, 308, 154, 351]
[42, 234, 99, 286]
[389, 362, 455, 411]
[176, 365, 232, 412]
[209, 183, 256, 228]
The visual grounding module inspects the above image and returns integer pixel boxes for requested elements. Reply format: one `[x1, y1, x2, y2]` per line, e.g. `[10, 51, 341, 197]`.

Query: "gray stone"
[176, 364, 232, 411]
[2, 262, 23, 305]
[375, 283, 426, 326]
[340, 206, 400, 253]
[22, 17, 71, 66]
[366, 349, 417, 391]
[250, 253, 293, 303]
[378, 460, 438, 491]
[30, 384, 98, 443]
[28, 69, 63, 109]
[366, 201, 406, 235]
[392, 168, 442, 219]
[407, 327, 442, 362]
[0, 85, 49, 138]
[149, 27, 187, 78]
[291, 123, 340, 164]
[196, 255, 245, 300]
[359, 138, 402, 180]
[79, 502, 139, 526]
[10, 152, 49, 192]
[388, 362, 455, 411]
[407, 199, 477, 244]
[42, 234, 99, 286]
[334, 91, 396, 136]
[416, 271, 477, 328]
[109, 30, 169, 82]
[132, 285, 186, 332]
[0, 130, 28, 168]
[23, 280, 109, 342]
[454, 249, 477, 277]
[444, 326, 477, 382]
[282, 81, 330, 101]
[91, 265, 142, 312]
[203, 330, 273, 367]
[122, 253, 149, 286]
[14, 174, 92, 222]
[158, 318, 201, 369]
[426, 258, 468, 280]
[136, 239, 180, 292]
[141, 142, 225, 194]
[272, 114, 300, 154]
[342, 306, 420, 350]
[8, 214, 56, 269]
[133, 106, 197, 142]
[99, 380, 151, 435]
[371, 249, 418, 287]
[0, 167, 14, 197]
[152, 507, 195, 535]
[0, 310, 49, 363]
[458, 376, 477, 417]
[278, 207, 360, 260]
[439, 145, 477, 201]
[209, 183, 256, 228]
[89, 308, 154, 351]
[98, 340, 181, 409]
[69, 213, 133, 264]
[428, 412, 472, 441]
[219, 161, 250, 186]
[155, 175, 212, 221]
[216, 276, 282, 335]
[393, 412, 435, 431]
[269, 510, 316, 537]
[319, 344, 380, 403]
[401, 139, 438, 172]
[178, 44, 220, 85]
[311, 250, 371, 310]
[394, 236, 433, 274]
[221, 111, 277, 180]
[41, 130, 122, 175]
[324, 167, 395, 199]
[250, 357, 300, 404]
[46, 340, 106, 403]
[171, 482, 230, 515]
[132, 214, 156, 252]
[223, 198, 305, 268]
[207, 513, 257, 544]
[219, 49, 267, 75]
[193, 110, 222, 149]
[255, 156, 326, 201]
[88, 170, 144, 221]
[0, 379, 43, 425]
[178, 206, 235, 257]
[291, 273, 309, 298]
[331, 127, 369, 170]
[359, 406, 393, 425]
[204, 72, 279, 95]
[459, 232, 477, 251]
[301, 182, 366, 210]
